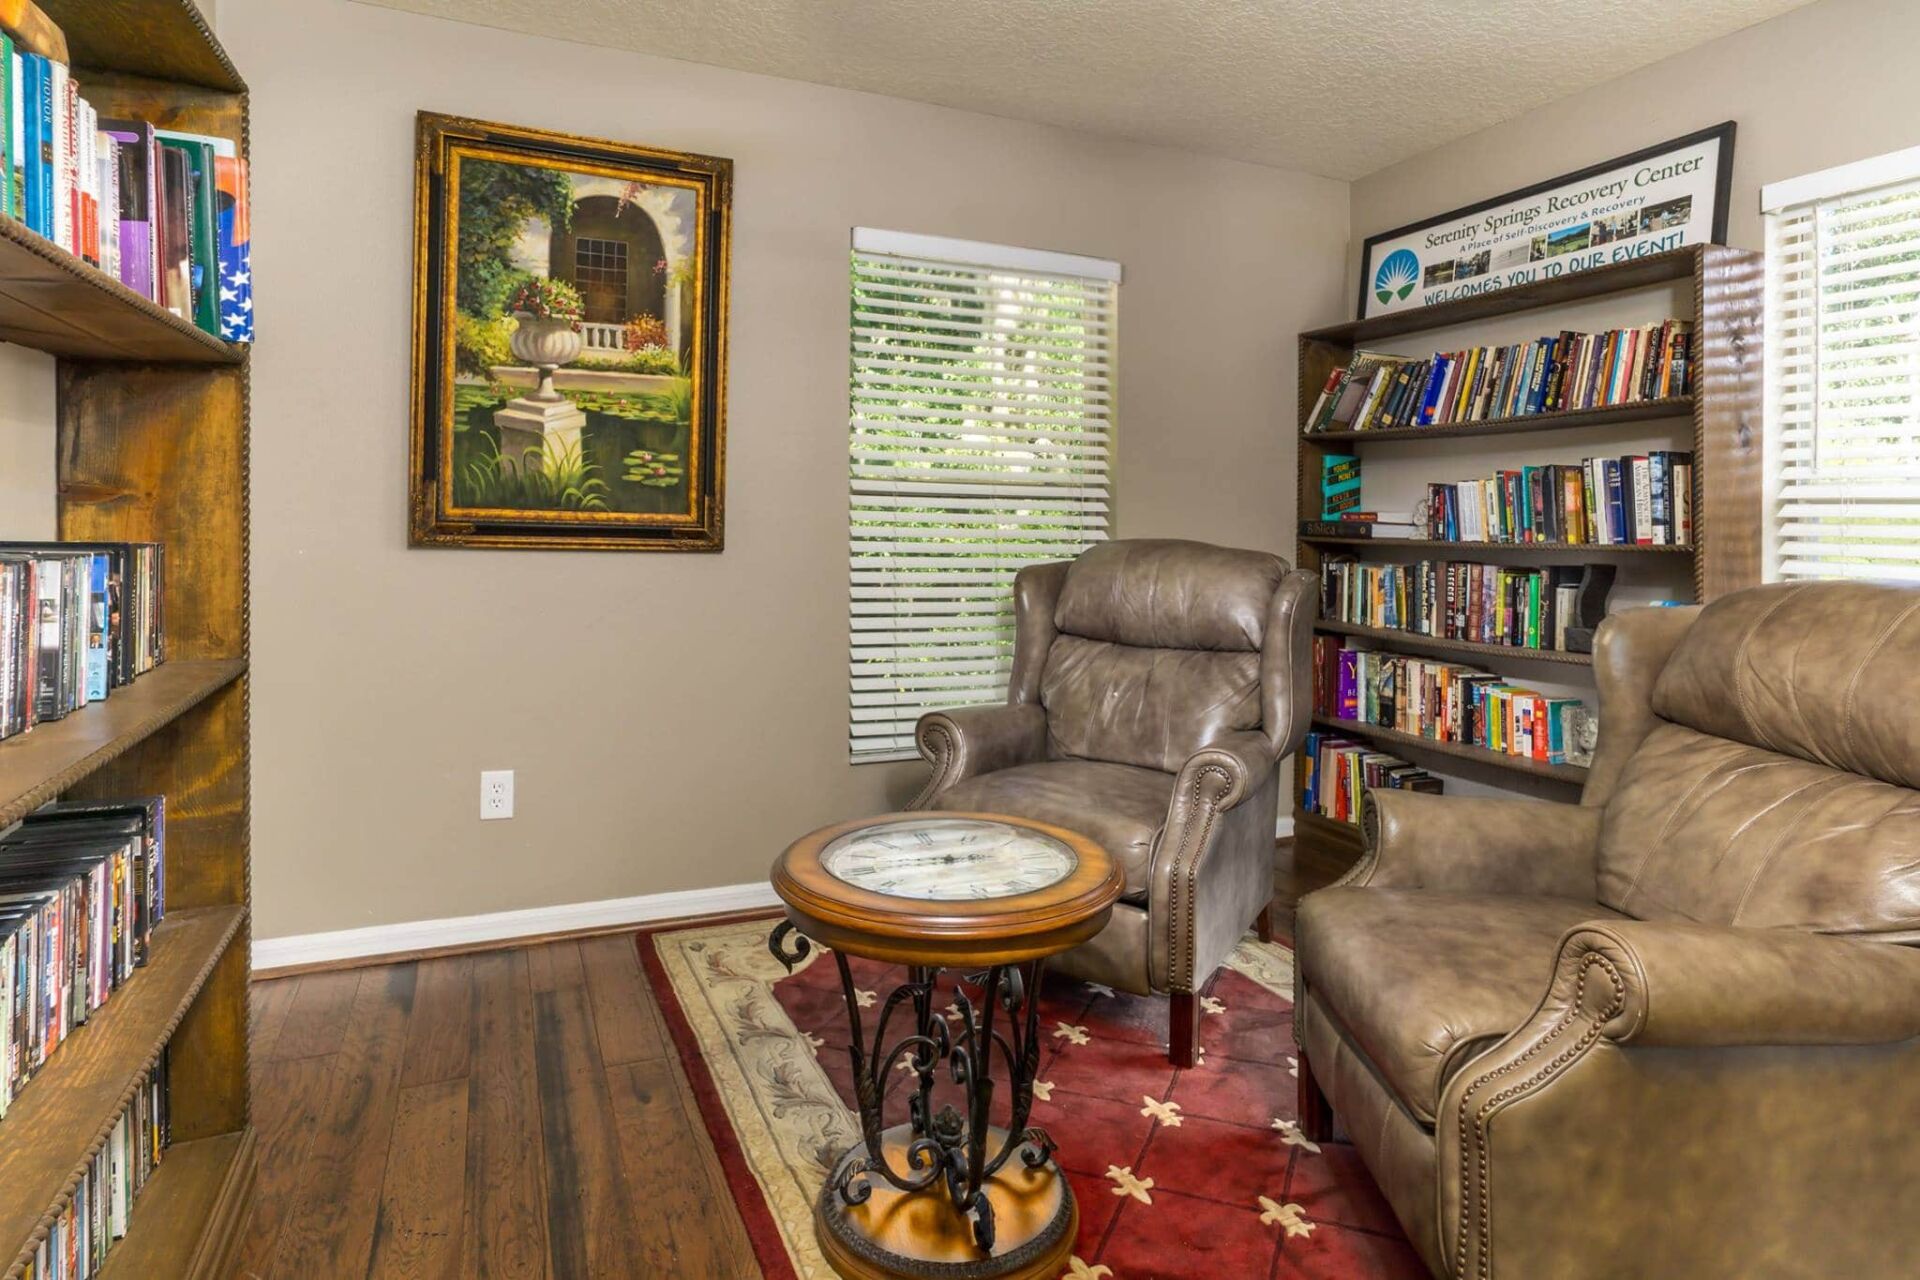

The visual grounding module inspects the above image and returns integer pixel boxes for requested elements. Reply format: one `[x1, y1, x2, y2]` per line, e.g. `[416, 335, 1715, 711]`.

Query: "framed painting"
[410, 112, 731, 550]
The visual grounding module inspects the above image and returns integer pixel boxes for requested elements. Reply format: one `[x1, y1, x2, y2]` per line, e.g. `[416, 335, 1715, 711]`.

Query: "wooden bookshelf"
[1310, 715, 1589, 786]
[0, 5, 253, 1278]
[1314, 620, 1594, 667]
[1306, 395, 1691, 443]
[1293, 244, 1763, 865]
[1301, 534, 1694, 556]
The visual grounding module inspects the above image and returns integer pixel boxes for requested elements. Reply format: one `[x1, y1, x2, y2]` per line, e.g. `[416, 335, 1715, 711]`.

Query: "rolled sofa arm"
[1558, 920, 1920, 1049]
[1339, 790, 1601, 898]
[1151, 729, 1280, 992]
[910, 702, 1048, 809]
[1438, 916, 1920, 1279]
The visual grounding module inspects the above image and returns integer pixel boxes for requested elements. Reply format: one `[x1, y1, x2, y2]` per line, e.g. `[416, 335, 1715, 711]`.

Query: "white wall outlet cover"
[480, 769, 514, 820]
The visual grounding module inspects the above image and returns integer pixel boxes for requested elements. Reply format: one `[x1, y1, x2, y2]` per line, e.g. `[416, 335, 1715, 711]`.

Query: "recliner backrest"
[1035, 540, 1284, 774]
[1595, 582, 1920, 942]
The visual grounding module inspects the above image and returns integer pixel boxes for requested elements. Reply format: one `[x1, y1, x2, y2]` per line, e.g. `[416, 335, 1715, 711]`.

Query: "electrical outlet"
[480, 770, 514, 821]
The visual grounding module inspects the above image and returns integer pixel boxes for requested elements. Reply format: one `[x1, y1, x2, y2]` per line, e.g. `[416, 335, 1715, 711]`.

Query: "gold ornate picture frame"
[410, 112, 731, 550]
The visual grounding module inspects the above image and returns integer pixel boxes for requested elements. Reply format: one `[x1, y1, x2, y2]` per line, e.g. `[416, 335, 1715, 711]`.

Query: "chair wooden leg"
[1297, 1046, 1334, 1143]
[1255, 901, 1275, 944]
[1169, 992, 1200, 1068]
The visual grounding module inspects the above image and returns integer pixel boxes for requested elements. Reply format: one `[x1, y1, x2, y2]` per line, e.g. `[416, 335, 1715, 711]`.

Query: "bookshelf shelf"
[1293, 243, 1764, 867]
[1302, 534, 1693, 555]
[1310, 714, 1589, 786]
[1314, 620, 1594, 667]
[1305, 395, 1692, 443]
[0, 219, 245, 364]
[0, 659, 245, 828]
[0, 2, 257, 1270]
[1290, 806, 1364, 853]
[40, 0, 244, 94]
[93, 1130, 255, 1280]
[0, 904, 247, 1279]
[1303, 249, 1701, 346]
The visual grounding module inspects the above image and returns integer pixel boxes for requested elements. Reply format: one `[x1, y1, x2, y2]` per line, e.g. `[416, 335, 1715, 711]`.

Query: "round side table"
[769, 811, 1123, 1280]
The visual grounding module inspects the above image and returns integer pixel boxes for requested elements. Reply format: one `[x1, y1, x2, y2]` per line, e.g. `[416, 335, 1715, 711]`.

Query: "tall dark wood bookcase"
[1293, 245, 1763, 866]
[0, 4, 252, 1276]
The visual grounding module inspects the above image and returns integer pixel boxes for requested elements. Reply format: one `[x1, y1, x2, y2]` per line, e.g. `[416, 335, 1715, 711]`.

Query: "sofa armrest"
[1560, 920, 1920, 1049]
[1146, 731, 1280, 991]
[1339, 790, 1600, 898]
[1438, 917, 1920, 1279]
[909, 702, 1048, 808]
[1172, 729, 1276, 817]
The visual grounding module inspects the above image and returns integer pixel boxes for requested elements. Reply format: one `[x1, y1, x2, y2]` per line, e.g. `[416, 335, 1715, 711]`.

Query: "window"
[848, 229, 1120, 761]
[574, 236, 630, 323]
[1765, 146, 1920, 580]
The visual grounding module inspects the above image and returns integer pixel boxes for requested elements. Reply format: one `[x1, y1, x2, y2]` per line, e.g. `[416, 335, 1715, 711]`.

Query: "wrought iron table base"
[770, 921, 1062, 1255]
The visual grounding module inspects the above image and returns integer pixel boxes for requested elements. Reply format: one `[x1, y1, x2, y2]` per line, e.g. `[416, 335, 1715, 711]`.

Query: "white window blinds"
[848, 230, 1119, 761]
[1766, 149, 1920, 581]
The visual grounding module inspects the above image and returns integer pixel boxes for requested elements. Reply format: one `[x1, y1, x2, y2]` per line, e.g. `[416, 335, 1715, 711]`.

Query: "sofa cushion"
[1294, 887, 1625, 1125]
[1040, 635, 1262, 773]
[1054, 539, 1285, 652]
[934, 759, 1171, 896]
[1597, 721, 1920, 940]
[1652, 580, 1920, 791]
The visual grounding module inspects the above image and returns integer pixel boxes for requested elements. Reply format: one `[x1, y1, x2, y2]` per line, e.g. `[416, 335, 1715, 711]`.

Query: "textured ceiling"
[353, 0, 1813, 179]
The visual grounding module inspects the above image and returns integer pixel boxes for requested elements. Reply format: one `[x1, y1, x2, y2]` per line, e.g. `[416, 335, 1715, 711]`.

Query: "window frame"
[846, 229, 1121, 763]
[1763, 146, 1920, 582]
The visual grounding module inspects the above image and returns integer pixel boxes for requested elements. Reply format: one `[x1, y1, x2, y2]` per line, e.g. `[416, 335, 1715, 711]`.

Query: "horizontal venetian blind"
[1767, 166, 1920, 581]
[849, 232, 1119, 761]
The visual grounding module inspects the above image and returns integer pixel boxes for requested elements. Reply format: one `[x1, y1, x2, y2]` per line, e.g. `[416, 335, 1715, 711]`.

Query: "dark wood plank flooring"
[235, 936, 759, 1279]
[237, 845, 1346, 1279]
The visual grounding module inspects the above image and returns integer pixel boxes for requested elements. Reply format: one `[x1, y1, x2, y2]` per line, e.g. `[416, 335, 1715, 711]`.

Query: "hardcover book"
[100, 119, 157, 301]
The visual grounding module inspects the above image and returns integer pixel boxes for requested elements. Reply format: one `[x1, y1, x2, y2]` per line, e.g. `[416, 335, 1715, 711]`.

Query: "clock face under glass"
[819, 818, 1078, 901]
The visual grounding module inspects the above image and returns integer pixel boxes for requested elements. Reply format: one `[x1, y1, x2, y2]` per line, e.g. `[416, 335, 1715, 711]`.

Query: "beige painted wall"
[1350, 0, 1920, 261]
[216, 0, 1347, 938]
[0, 347, 54, 537]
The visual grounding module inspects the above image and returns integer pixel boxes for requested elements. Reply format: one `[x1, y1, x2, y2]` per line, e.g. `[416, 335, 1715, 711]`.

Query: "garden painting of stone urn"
[410, 112, 732, 551]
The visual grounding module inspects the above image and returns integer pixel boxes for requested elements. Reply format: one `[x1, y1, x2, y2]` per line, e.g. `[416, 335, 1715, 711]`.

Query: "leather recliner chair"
[912, 539, 1316, 1065]
[1293, 581, 1920, 1279]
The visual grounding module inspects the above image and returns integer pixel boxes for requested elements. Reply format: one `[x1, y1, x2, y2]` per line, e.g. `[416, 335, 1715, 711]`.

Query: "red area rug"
[639, 916, 1426, 1279]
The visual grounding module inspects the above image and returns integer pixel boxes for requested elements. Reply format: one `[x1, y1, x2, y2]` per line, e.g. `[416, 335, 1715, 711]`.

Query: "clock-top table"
[771, 811, 1124, 967]
[769, 811, 1124, 1280]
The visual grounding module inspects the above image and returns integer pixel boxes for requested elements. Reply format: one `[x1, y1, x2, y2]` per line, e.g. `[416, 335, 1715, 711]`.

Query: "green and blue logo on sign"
[1374, 249, 1419, 305]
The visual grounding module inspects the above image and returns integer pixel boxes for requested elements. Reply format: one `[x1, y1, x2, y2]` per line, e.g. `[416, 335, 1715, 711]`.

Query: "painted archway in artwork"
[549, 195, 667, 326]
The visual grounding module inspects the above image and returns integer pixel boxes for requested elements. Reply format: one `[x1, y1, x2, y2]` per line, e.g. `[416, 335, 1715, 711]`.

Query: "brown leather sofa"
[1293, 582, 1920, 1279]
[912, 539, 1316, 1065]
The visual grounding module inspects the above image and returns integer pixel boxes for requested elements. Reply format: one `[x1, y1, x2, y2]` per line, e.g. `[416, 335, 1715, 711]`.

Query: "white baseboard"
[252, 880, 781, 972]
[1275, 815, 1295, 838]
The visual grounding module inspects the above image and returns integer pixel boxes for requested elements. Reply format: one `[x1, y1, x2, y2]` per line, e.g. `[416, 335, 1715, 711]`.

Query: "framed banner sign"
[1357, 122, 1734, 320]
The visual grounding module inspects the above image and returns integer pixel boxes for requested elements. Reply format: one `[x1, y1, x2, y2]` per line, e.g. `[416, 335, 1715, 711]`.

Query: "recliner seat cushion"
[1598, 720, 1920, 940]
[1294, 887, 1627, 1126]
[933, 759, 1171, 896]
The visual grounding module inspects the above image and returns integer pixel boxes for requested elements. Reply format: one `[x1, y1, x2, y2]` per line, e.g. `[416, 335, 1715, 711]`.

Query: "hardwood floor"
[235, 935, 760, 1279]
[236, 842, 1350, 1279]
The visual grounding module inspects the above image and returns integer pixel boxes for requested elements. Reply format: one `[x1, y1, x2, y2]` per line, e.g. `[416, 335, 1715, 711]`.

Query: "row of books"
[1321, 557, 1592, 653]
[1303, 321, 1694, 434]
[24, 1055, 168, 1280]
[1424, 453, 1694, 547]
[0, 20, 252, 341]
[2, 797, 167, 1122]
[1312, 638, 1587, 765]
[0, 543, 165, 742]
[1300, 731, 1441, 827]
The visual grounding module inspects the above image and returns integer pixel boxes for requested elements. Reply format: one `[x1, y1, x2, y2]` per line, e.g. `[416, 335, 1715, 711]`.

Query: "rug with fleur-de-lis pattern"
[639, 917, 1426, 1279]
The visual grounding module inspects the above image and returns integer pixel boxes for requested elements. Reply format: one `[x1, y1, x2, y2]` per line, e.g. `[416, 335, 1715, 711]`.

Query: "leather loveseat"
[1294, 582, 1920, 1278]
